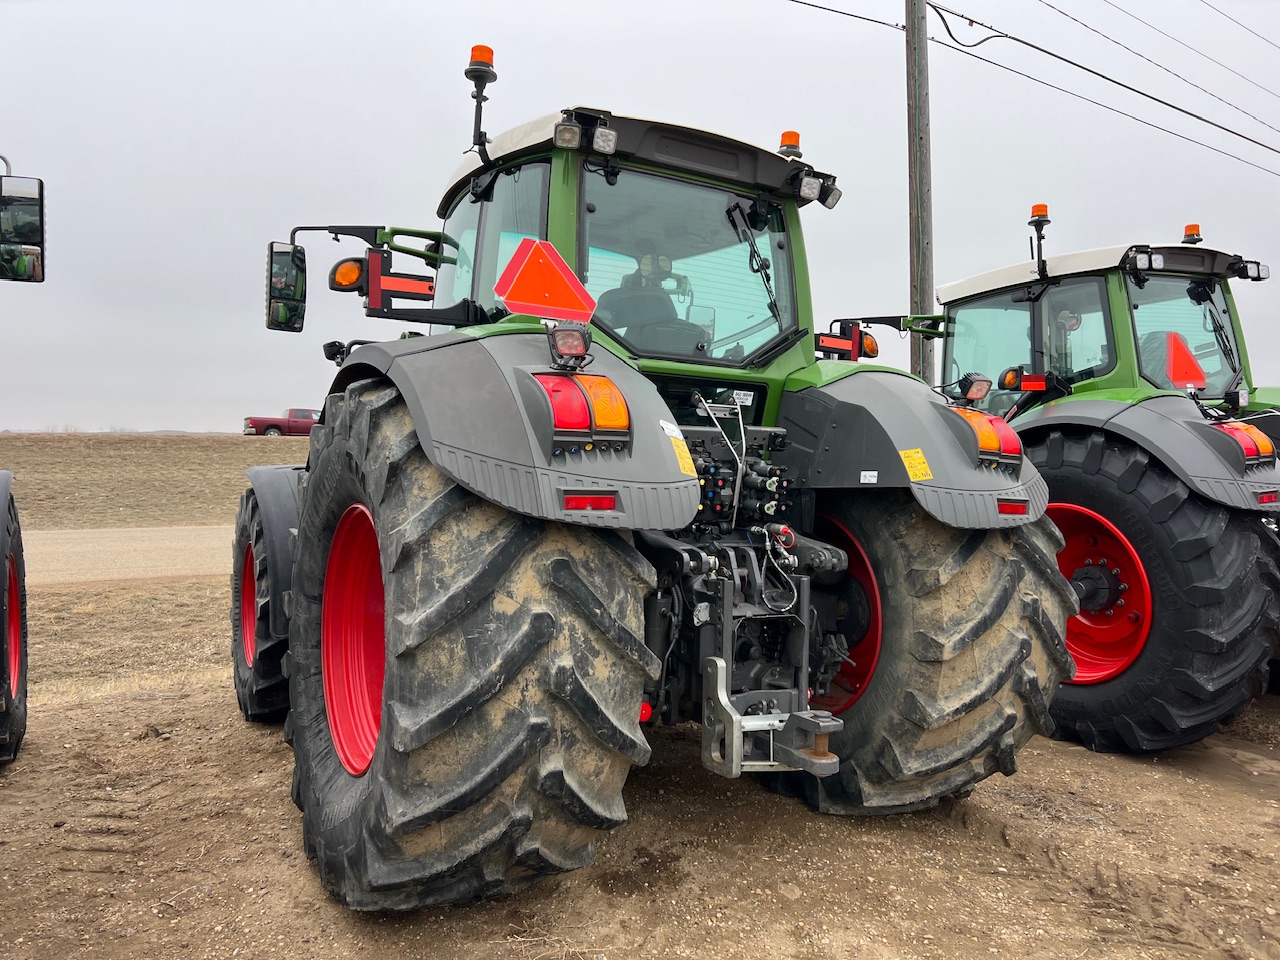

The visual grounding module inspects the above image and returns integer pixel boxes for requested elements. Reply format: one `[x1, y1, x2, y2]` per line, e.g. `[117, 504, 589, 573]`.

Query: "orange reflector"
[997, 499, 1029, 516]
[470, 44, 493, 66]
[575, 375, 630, 431]
[999, 368, 1021, 390]
[1239, 422, 1275, 458]
[1031, 203, 1049, 218]
[332, 259, 363, 288]
[780, 130, 800, 148]
[564, 494, 617, 511]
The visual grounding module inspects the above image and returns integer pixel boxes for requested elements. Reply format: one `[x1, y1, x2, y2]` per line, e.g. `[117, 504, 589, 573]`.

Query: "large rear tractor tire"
[230, 489, 290, 722]
[285, 378, 658, 910]
[1, 487, 28, 763]
[1028, 429, 1273, 752]
[794, 491, 1075, 814]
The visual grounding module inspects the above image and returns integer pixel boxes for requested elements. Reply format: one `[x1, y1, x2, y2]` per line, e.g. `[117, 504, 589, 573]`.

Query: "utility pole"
[906, 0, 935, 383]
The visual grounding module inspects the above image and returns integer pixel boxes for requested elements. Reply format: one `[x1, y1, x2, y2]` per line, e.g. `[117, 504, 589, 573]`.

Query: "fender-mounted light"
[958, 372, 992, 402]
[563, 493, 617, 511]
[549, 320, 592, 369]
[575, 374, 630, 431]
[534, 374, 591, 431]
[1215, 421, 1276, 465]
[950, 407, 1022, 463]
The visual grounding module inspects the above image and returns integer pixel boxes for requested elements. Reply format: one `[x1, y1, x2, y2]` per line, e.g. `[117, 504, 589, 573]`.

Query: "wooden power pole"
[906, 0, 935, 382]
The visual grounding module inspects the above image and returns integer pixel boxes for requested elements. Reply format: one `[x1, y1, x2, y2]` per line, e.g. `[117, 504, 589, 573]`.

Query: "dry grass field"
[0, 434, 1278, 959]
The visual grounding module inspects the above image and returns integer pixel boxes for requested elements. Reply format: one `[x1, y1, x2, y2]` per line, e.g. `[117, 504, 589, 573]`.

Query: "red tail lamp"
[1215, 421, 1276, 463]
[534, 374, 591, 431]
[950, 407, 1023, 461]
[1258, 491, 1278, 505]
[563, 494, 617, 511]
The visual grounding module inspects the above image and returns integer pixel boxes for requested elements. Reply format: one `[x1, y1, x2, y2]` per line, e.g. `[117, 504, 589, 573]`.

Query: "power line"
[782, 0, 1280, 180]
[1030, 0, 1280, 137]
[928, 2, 1280, 159]
[1094, 0, 1280, 104]
[1193, 0, 1280, 53]
[928, 37, 1280, 180]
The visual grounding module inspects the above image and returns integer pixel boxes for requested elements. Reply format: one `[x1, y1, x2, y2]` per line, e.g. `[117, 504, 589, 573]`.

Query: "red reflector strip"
[1020, 374, 1048, 391]
[380, 274, 436, 296]
[1258, 491, 1278, 504]
[997, 499, 1029, 516]
[563, 494, 617, 511]
[817, 335, 853, 352]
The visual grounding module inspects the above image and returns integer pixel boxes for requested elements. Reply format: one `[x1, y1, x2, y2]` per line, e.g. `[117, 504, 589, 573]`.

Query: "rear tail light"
[950, 407, 1022, 463]
[534, 374, 591, 431]
[574, 375, 630, 431]
[1258, 491, 1278, 505]
[997, 499, 1029, 516]
[1215, 421, 1276, 465]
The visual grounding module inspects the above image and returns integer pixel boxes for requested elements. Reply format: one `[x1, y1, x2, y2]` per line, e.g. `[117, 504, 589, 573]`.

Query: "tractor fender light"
[1258, 491, 1279, 505]
[591, 125, 619, 155]
[1183, 223, 1202, 245]
[778, 130, 802, 158]
[860, 330, 879, 359]
[554, 122, 583, 150]
[563, 493, 617, 511]
[574, 374, 630, 432]
[997, 499, 1029, 516]
[1215, 421, 1276, 461]
[549, 320, 592, 365]
[950, 407, 1022, 461]
[958, 372, 992, 402]
[534, 374, 591, 431]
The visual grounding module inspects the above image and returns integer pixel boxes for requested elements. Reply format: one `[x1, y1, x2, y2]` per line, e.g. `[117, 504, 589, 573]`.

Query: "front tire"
[1029, 429, 1272, 752]
[797, 491, 1075, 814]
[0, 487, 28, 763]
[286, 379, 658, 910]
[230, 489, 290, 721]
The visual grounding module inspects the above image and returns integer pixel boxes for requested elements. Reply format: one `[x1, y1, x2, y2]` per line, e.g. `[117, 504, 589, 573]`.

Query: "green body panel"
[1244, 386, 1280, 413]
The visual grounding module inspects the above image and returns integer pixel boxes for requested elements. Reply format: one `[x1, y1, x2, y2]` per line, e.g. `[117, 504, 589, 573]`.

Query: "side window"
[432, 195, 481, 307]
[473, 163, 549, 312]
[944, 292, 1032, 414]
[1040, 277, 1112, 384]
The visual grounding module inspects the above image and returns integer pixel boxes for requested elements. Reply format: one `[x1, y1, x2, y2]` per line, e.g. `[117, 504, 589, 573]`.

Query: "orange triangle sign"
[493, 238, 596, 323]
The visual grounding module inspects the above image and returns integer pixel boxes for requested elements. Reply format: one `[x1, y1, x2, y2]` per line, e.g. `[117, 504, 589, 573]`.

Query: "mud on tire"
[231, 489, 290, 722]
[0, 485, 28, 763]
[285, 378, 659, 910]
[1029, 429, 1273, 752]
[796, 490, 1075, 815]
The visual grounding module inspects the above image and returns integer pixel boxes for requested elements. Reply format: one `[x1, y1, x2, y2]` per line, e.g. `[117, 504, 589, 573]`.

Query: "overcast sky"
[2, 0, 1279, 432]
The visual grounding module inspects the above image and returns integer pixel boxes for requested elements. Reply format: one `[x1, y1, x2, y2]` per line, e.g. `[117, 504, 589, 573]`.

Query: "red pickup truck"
[243, 408, 320, 437]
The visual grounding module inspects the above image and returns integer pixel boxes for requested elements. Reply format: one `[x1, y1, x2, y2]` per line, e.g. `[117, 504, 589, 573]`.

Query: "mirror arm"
[289, 224, 384, 246]
[0, 155, 10, 176]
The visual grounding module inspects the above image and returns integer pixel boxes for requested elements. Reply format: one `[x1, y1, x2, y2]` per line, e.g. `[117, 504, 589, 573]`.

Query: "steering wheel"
[628, 319, 709, 354]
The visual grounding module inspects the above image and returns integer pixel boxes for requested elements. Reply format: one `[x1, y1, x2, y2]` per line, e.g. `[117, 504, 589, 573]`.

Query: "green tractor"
[232, 47, 1074, 910]
[0, 160, 42, 763]
[933, 205, 1279, 753]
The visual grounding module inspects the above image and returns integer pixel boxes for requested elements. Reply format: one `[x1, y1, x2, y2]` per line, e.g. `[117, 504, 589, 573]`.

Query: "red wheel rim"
[6, 556, 18, 698]
[322, 504, 386, 776]
[810, 515, 882, 714]
[1046, 503, 1153, 684]
[240, 543, 257, 667]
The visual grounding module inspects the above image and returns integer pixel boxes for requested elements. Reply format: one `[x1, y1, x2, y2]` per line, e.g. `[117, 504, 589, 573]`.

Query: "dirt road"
[1, 435, 1278, 960]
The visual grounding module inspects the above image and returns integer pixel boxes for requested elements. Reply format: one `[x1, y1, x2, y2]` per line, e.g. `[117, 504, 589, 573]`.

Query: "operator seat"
[595, 286, 702, 352]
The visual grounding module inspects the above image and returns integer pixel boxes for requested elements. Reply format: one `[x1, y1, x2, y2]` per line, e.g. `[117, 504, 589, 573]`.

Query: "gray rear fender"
[244, 464, 304, 640]
[1014, 394, 1280, 513]
[332, 331, 701, 530]
[0, 471, 12, 510]
[776, 370, 1049, 529]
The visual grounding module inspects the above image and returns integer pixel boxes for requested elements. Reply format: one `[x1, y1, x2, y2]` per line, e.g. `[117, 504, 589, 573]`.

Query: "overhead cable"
[1031, 0, 1280, 137]
[928, 2, 1280, 158]
[1193, 0, 1280, 53]
[1095, 0, 1280, 104]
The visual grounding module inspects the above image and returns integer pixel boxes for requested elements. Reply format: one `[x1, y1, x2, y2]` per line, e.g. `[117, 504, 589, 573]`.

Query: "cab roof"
[936, 242, 1241, 305]
[439, 106, 829, 217]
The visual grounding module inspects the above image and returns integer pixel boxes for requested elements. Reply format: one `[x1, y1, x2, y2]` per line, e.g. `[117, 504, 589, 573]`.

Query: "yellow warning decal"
[672, 437, 697, 477]
[898, 447, 933, 482]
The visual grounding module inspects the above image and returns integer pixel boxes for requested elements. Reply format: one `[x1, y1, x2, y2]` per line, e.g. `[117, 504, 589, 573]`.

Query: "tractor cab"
[938, 207, 1269, 421]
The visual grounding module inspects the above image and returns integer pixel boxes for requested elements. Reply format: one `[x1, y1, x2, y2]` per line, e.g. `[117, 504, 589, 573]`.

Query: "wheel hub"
[1046, 503, 1153, 685]
[322, 504, 386, 776]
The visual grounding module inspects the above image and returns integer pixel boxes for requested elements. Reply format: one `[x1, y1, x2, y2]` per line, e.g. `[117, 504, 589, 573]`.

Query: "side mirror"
[686, 304, 716, 340]
[266, 241, 307, 332]
[0, 176, 45, 283]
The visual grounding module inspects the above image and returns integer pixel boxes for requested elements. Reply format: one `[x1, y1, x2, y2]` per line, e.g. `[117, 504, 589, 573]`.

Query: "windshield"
[943, 276, 1111, 415]
[1128, 274, 1240, 397]
[581, 166, 796, 363]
